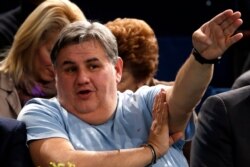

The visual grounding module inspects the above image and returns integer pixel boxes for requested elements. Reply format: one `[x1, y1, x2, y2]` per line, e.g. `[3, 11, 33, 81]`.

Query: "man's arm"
[29, 91, 182, 167]
[167, 9, 243, 133]
[29, 125, 182, 167]
[29, 138, 154, 167]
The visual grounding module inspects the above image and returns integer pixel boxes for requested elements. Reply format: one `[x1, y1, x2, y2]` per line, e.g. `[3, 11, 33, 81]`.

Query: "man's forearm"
[30, 138, 154, 167]
[168, 53, 213, 133]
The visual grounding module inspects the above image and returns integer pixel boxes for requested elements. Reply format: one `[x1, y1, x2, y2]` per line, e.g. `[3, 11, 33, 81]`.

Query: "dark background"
[77, 0, 250, 87]
[1, 0, 250, 87]
[2, 0, 248, 36]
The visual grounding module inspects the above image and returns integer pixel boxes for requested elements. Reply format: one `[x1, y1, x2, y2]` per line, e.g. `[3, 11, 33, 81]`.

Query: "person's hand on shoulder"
[148, 89, 183, 158]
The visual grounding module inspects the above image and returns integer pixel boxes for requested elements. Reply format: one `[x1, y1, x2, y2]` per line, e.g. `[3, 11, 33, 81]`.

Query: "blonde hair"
[0, 0, 86, 85]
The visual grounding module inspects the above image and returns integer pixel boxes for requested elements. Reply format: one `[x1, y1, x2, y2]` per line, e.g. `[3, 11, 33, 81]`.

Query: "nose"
[76, 70, 90, 85]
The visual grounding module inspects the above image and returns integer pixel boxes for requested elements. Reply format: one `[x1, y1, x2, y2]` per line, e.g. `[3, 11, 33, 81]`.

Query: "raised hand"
[192, 9, 243, 60]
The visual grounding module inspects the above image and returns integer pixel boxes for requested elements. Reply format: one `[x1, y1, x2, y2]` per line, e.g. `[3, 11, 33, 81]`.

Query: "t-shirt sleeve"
[17, 98, 69, 142]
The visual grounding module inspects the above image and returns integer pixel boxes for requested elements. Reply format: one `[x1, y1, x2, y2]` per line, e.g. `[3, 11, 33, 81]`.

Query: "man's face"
[54, 40, 123, 124]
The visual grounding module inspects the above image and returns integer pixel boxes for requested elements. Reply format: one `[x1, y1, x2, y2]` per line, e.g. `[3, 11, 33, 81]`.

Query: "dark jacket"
[232, 70, 250, 89]
[190, 85, 250, 167]
[0, 117, 33, 166]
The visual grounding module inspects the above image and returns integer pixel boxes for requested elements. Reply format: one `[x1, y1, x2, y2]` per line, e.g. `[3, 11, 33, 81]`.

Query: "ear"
[115, 57, 123, 83]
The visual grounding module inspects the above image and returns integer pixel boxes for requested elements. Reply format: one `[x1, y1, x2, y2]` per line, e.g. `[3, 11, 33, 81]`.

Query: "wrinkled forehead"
[55, 39, 109, 64]
[51, 34, 101, 62]
[51, 21, 118, 65]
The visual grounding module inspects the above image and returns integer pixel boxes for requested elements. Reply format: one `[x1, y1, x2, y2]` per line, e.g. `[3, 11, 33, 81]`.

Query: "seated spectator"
[0, 117, 33, 166]
[17, 9, 242, 166]
[0, 0, 86, 118]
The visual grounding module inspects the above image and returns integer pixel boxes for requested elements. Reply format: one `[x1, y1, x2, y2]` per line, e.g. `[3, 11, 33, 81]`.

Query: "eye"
[88, 64, 100, 71]
[64, 66, 77, 74]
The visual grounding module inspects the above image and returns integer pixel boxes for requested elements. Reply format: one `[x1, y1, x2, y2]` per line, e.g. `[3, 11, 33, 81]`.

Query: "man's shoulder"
[21, 97, 60, 115]
[26, 97, 58, 105]
[232, 70, 250, 89]
[216, 85, 250, 99]
[204, 85, 250, 110]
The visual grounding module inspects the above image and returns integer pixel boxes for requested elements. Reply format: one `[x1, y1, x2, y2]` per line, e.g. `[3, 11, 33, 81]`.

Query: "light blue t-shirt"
[18, 85, 192, 166]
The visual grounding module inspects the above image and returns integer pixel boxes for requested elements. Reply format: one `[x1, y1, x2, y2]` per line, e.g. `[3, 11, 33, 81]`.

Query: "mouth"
[77, 89, 92, 99]
[78, 90, 91, 94]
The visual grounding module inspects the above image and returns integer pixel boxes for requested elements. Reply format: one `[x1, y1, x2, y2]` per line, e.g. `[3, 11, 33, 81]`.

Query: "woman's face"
[33, 31, 59, 83]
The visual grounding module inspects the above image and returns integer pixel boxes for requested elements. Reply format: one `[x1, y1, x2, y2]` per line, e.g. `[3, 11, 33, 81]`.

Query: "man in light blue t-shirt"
[18, 9, 243, 167]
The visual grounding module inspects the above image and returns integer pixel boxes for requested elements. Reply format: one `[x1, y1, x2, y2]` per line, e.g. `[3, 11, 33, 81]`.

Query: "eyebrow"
[85, 57, 99, 63]
[62, 60, 75, 66]
[61, 57, 100, 66]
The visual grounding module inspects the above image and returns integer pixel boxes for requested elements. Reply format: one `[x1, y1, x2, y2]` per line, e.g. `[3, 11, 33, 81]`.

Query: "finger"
[227, 33, 244, 47]
[161, 102, 168, 124]
[153, 98, 168, 134]
[211, 9, 234, 25]
[158, 91, 168, 123]
[223, 18, 243, 36]
[160, 89, 167, 102]
[152, 89, 168, 133]
[153, 90, 166, 119]
[219, 11, 241, 31]
[152, 93, 160, 119]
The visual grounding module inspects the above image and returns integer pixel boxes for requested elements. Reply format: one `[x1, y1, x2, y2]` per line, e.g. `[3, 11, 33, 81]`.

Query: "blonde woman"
[0, 0, 86, 118]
